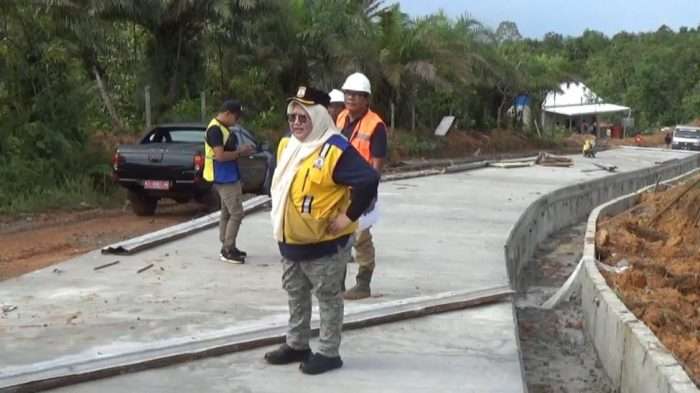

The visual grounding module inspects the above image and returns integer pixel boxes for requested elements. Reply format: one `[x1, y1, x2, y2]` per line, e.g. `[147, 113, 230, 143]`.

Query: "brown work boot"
[343, 283, 370, 300]
[343, 268, 372, 300]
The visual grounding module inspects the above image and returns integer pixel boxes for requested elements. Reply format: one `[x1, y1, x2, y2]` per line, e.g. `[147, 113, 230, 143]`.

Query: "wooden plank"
[592, 162, 618, 172]
[382, 169, 444, 182]
[443, 161, 488, 174]
[101, 196, 270, 255]
[489, 161, 535, 169]
[0, 286, 512, 393]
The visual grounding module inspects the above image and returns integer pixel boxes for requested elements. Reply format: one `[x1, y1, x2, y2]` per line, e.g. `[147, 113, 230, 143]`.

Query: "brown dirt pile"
[597, 175, 700, 383]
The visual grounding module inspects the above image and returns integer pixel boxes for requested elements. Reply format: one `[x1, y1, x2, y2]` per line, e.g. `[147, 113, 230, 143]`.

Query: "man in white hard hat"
[335, 72, 388, 300]
[328, 89, 345, 123]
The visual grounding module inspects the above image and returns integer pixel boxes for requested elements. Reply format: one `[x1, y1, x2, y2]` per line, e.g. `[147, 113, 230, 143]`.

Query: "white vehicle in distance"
[672, 125, 700, 151]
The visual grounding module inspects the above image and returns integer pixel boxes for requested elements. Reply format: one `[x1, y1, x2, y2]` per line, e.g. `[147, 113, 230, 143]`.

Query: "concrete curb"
[504, 153, 700, 289]
[618, 146, 699, 154]
[503, 152, 700, 393]
[578, 168, 700, 393]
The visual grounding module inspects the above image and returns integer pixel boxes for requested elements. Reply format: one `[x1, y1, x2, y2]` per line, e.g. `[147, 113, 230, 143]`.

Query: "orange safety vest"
[336, 109, 386, 163]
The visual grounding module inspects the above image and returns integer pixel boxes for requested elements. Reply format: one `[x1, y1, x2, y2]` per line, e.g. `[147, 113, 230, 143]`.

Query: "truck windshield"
[145, 128, 205, 143]
[169, 130, 205, 142]
[675, 129, 700, 139]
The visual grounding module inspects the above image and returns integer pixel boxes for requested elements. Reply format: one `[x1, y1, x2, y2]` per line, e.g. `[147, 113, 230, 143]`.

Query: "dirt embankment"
[0, 202, 206, 281]
[597, 175, 700, 384]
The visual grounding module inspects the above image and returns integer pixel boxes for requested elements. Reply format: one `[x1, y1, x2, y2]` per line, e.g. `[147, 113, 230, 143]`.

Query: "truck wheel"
[128, 190, 158, 216]
[196, 189, 220, 213]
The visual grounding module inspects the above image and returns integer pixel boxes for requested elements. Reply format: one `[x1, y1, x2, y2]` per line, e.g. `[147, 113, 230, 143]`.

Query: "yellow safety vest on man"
[277, 134, 357, 244]
[203, 119, 241, 183]
[336, 109, 385, 163]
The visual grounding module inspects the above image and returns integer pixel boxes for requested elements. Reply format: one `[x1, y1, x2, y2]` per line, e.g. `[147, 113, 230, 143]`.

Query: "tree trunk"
[93, 66, 124, 131]
[390, 101, 396, 131]
[411, 88, 417, 131]
[167, 26, 185, 104]
[411, 102, 416, 131]
[218, 40, 225, 97]
[497, 95, 507, 129]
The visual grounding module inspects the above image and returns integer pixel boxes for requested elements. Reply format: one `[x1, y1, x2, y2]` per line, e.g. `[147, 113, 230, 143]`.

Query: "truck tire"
[196, 189, 220, 213]
[128, 190, 158, 216]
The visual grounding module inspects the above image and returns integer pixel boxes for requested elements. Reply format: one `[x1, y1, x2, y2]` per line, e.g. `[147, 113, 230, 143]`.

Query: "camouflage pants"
[282, 243, 350, 357]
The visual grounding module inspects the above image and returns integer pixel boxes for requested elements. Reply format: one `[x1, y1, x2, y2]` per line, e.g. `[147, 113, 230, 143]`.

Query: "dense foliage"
[1, 0, 698, 212]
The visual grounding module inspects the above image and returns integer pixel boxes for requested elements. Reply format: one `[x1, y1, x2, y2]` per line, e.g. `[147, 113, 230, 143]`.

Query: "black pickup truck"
[112, 123, 274, 216]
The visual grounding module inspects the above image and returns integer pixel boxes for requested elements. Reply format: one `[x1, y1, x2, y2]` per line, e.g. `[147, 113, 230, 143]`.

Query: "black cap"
[287, 86, 330, 108]
[220, 99, 242, 114]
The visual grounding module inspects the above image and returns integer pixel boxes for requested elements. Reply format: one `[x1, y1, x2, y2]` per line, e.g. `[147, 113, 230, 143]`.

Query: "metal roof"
[543, 103, 631, 117]
[544, 81, 601, 107]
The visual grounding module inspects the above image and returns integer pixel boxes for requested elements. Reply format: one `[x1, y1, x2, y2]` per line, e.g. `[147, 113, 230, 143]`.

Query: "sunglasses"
[287, 113, 308, 124]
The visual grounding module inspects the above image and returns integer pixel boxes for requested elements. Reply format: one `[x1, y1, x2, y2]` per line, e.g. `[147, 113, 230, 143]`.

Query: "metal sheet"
[434, 116, 456, 136]
[100, 195, 271, 255]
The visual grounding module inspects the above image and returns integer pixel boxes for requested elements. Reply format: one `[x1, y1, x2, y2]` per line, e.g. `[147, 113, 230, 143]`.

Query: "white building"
[542, 81, 632, 137]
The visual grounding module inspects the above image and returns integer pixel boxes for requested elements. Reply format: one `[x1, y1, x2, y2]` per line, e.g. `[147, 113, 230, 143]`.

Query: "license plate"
[144, 180, 170, 190]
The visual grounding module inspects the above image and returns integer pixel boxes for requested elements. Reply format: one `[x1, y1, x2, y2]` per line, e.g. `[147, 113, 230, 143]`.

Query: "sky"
[395, 0, 700, 39]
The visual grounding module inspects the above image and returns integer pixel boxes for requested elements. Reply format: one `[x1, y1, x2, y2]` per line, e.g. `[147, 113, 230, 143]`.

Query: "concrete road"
[1, 147, 695, 392]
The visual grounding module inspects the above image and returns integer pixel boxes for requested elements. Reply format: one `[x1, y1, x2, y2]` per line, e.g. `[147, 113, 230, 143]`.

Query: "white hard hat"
[341, 72, 371, 95]
[329, 89, 345, 103]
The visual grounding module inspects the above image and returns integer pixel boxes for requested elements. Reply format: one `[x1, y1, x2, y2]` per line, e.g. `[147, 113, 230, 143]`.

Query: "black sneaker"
[299, 353, 343, 375]
[220, 249, 245, 264]
[264, 344, 311, 365]
[234, 247, 247, 257]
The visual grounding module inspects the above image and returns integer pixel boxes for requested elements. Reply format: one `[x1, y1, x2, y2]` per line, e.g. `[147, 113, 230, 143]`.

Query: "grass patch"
[0, 176, 124, 215]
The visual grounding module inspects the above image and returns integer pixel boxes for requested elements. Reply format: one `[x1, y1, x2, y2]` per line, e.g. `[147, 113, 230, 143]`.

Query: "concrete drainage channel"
[516, 222, 615, 392]
[506, 154, 700, 393]
[579, 169, 700, 393]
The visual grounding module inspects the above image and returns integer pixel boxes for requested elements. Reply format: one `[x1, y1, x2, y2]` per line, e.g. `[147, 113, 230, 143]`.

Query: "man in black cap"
[203, 100, 255, 263]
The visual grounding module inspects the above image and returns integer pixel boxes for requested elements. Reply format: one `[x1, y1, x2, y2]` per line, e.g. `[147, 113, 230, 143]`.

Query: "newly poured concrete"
[1, 147, 695, 392]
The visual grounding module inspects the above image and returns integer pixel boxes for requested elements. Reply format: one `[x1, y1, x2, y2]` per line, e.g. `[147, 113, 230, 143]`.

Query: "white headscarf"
[270, 102, 341, 241]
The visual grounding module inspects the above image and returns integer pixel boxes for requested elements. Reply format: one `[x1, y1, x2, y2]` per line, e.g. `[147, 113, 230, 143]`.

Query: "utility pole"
[145, 86, 152, 129]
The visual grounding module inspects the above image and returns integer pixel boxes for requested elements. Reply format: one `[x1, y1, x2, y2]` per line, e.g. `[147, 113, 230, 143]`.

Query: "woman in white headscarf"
[264, 86, 379, 375]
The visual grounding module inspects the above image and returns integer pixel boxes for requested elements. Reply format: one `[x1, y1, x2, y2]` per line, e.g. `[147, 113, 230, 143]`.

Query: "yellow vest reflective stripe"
[277, 135, 357, 245]
[203, 119, 240, 183]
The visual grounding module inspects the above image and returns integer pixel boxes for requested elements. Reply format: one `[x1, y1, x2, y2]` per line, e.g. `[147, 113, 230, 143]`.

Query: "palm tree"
[45, 0, 267, 117]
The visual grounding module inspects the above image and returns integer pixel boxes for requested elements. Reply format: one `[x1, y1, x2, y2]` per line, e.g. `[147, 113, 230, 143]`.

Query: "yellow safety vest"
[277, 135, 357, 245]
[203, 119, 240, 183]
